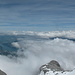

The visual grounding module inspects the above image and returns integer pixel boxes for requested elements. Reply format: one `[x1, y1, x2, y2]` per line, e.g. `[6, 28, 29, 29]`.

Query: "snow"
[39, 69, 75, 75]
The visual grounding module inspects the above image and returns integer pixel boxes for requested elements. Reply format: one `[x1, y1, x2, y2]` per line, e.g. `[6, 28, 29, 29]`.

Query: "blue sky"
[0, 0, 75, 31]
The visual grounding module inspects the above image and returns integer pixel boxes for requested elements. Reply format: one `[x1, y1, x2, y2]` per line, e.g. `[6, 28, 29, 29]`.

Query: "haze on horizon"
[0, 0, 75, 31]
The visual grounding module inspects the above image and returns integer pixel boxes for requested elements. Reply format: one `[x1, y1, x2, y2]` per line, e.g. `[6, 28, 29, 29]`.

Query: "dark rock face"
[40, 60, 64, 74]
[48, 60, 64, 71]
[0, 70, 7, 75]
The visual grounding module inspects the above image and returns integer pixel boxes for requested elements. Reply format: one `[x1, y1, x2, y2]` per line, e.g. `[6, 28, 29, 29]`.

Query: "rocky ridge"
[0, 70, 7, 75]
[39, 60, 72, 75]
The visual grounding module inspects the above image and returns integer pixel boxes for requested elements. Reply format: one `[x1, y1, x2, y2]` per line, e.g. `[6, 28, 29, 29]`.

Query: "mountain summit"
[39, 60, 73, 75]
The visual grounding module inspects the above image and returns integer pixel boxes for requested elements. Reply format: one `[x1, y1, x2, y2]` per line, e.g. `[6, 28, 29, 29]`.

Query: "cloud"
[0, 0, 75, 31]
[1, 33, 75, 75]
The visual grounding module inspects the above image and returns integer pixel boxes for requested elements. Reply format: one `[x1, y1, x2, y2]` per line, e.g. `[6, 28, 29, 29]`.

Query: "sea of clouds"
[0, 31, 75, 75]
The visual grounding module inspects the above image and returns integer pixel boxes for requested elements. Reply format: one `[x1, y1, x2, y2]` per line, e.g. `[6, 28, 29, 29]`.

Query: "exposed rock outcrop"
[0, 70, 7, 75]
[40, 60, 64, 73]
[39, 60, 72, 75]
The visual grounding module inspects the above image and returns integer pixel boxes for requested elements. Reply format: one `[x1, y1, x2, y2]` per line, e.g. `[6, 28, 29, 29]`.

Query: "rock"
[40, 60, 64, 74]
[39, 60, 72, 75]
[0, 70, 7, 75]
[48, 60, 64, 71]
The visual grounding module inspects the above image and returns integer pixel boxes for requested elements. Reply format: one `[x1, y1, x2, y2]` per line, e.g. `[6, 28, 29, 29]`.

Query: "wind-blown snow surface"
[0, 31, 75, 75]
[39, 70, 75, 75]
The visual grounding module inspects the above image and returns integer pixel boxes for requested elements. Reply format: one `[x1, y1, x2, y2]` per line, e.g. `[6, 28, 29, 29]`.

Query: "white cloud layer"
[0, 31, 75, 75]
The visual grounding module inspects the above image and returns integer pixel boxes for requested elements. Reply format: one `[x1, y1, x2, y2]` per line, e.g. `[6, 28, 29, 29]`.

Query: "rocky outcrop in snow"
[39, 60, 72, 75]
[0, 70, 7, 75]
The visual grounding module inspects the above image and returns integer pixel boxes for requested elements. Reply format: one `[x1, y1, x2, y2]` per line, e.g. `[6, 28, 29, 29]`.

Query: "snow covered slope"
[39, 70, 75, 75]
[39, 60, 75, 75]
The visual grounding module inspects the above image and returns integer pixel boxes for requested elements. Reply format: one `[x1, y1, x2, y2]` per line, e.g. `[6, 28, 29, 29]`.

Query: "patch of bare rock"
[0, 70, 7, 75]
[39, 60, 72, 75]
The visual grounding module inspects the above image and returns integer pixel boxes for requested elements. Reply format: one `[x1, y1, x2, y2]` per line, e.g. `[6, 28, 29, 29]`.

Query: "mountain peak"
[39, 60, 72, 75]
